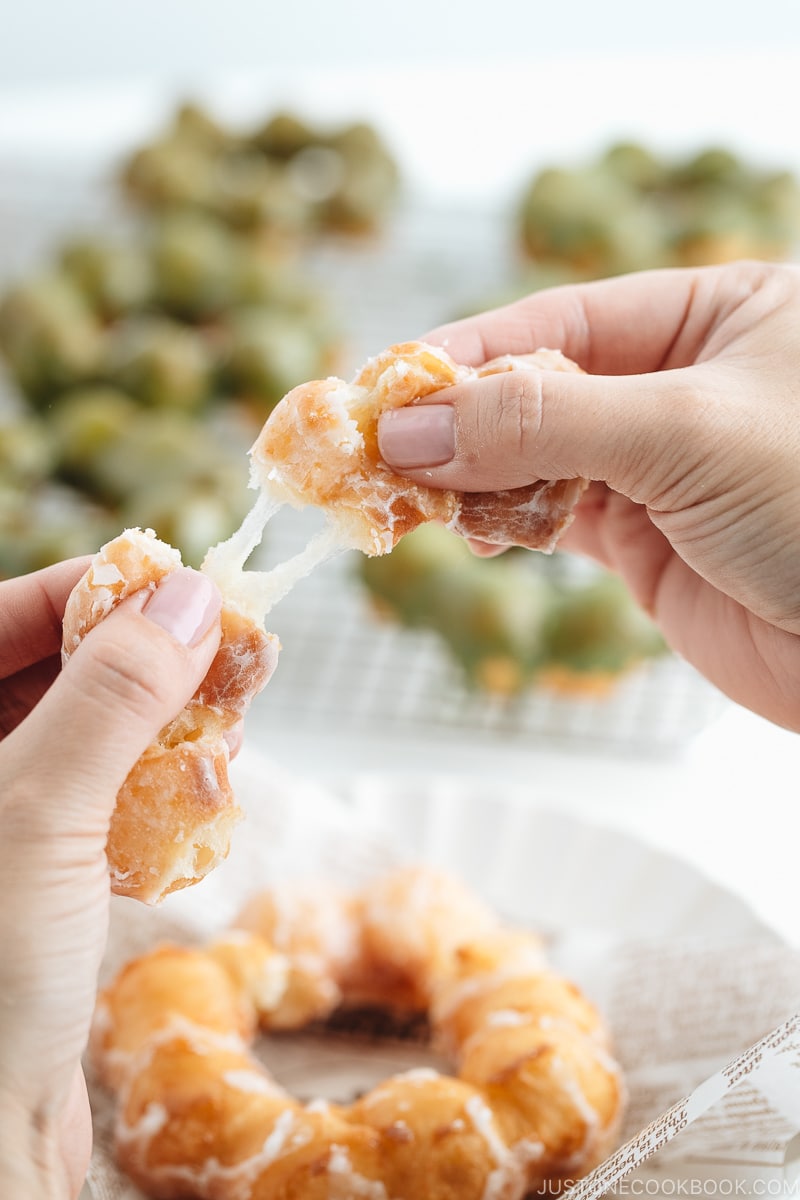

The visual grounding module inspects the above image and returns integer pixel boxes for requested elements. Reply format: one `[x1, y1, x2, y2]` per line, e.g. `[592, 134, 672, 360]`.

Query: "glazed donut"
[248, 341, 588, 558]
[92, 865, 624, 1198]
[62, 527, 278, 904]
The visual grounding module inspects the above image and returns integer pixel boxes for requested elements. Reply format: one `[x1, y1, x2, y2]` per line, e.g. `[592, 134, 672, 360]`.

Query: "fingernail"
[143, 568, 221, 647]
[378, 405, 455, 469]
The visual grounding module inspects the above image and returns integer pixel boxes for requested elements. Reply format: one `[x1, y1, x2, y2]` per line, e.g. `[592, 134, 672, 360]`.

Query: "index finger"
[0, 557, 91, 679]
[423, 265, 714, 375]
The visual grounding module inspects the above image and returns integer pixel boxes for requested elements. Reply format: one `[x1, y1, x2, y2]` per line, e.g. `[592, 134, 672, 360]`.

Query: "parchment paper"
[84, 751, 800, 1198]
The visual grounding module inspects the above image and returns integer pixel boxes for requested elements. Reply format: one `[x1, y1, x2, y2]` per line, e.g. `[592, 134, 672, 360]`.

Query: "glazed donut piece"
[201, 342, 587, 630]
[250, 340, 588, 557]
[116, 1032, 295, 1199]
[234, 879, 363, 1018]
[89, 944, 259, 1091]
[347, 1073, 510, 1200]
[62, 527, 278, 903]
[93, 866, 624, 1199]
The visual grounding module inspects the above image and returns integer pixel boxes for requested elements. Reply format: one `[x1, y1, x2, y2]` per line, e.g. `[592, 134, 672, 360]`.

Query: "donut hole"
[249, 1016, 449, 1106]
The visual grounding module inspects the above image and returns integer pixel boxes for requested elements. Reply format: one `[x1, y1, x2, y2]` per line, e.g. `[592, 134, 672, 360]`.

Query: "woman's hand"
[0, 558, 229, 1198]
[378, 261, 800, 731]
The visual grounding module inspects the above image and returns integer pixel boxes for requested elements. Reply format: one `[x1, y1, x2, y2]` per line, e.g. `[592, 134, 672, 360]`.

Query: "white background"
[2, 0, 800, 86]
[2, 1, 800, 206]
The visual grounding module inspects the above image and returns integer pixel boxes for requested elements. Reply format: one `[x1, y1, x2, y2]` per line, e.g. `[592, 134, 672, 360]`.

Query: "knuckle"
[79, 634, 171, 721]
[664, 371, 729, 452]
[486, 372, 543, 455]
[627, 372, 719, 505]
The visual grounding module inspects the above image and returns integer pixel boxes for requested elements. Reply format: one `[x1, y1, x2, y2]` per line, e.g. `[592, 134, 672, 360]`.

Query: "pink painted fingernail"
[143, 568, 221, 647]
[378, 405, 455, 469]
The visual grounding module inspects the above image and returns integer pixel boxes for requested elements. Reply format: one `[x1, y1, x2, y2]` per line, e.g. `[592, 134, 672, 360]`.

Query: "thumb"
[377, 362, 711, 506]
[8, 567, 222, 835]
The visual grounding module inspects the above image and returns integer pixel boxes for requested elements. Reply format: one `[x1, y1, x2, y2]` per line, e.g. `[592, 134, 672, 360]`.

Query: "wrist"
[0, 1096, 71, 1200]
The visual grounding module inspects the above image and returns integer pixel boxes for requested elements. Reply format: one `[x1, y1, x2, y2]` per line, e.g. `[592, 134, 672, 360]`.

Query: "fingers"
[378, 361, 708, 505]
[0, 557, 91, 679]
[423, 263, 755, 375]
[223, 719, 245, 759]
[0, 655, 61, 737]
[4, 567, 223, 834]
[465, 539, 511, 558]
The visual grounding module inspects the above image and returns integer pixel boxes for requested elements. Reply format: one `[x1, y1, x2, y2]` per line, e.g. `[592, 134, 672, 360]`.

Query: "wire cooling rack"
[0, 162, 728, 754]
[247, 505, 727, 755]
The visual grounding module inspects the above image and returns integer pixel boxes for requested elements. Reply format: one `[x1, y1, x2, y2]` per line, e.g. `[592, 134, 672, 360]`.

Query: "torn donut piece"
[251, 340, 588, 557]
[201, 342, 587, 624]
[62, 527, 278, 904]
[200, 340, 587, 628]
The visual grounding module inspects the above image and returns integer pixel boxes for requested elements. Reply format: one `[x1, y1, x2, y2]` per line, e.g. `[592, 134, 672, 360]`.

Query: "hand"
[377, 261, 800, 731]
[0, 558, 229, 1198]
